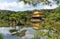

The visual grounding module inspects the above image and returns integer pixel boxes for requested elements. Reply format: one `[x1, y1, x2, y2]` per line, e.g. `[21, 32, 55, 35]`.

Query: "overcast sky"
[0, 0, 59, 11]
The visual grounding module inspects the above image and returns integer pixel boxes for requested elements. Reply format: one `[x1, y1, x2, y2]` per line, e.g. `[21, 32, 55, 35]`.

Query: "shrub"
[0, 34, 3, 39]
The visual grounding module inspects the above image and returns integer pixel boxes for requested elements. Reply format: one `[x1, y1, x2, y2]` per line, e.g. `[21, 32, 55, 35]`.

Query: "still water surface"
[0, 27, 36, 39]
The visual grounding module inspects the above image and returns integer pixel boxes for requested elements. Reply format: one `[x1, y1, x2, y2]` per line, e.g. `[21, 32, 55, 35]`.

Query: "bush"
[0, 34, 3, 39]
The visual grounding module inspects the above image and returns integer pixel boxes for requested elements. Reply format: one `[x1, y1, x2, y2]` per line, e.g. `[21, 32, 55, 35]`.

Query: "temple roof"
[32, 10, 45, 17]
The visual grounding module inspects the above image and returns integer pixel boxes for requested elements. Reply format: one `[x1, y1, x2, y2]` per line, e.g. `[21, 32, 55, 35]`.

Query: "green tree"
[9, 13, 19, 26]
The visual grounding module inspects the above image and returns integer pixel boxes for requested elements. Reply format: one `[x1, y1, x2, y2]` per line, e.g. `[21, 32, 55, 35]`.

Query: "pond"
[0, 27, 36, 39]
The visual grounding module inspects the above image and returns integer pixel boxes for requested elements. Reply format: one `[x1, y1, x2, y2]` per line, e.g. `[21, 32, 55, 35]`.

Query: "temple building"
[31, 10, 45, 22]
[31, 10, 45, 30]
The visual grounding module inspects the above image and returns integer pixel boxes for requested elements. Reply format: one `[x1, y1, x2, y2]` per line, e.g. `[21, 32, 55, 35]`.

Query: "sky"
[0, 0, 59, 11]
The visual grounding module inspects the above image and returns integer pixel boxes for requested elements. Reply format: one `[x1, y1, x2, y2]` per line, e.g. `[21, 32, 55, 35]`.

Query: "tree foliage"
[19, 0, 60, 6]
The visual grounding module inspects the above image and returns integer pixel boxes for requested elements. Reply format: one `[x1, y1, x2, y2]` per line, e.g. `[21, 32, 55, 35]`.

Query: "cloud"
[43, 5, 58, 9]
[0, 0, 59, 11]
[0, 1, 30, 11]
[0, 1, 35, 11]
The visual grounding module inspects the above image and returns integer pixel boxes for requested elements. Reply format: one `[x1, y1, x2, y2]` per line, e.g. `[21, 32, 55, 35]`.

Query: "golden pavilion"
[31, 10, 45, 22]
[31, 10, 45, 30]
